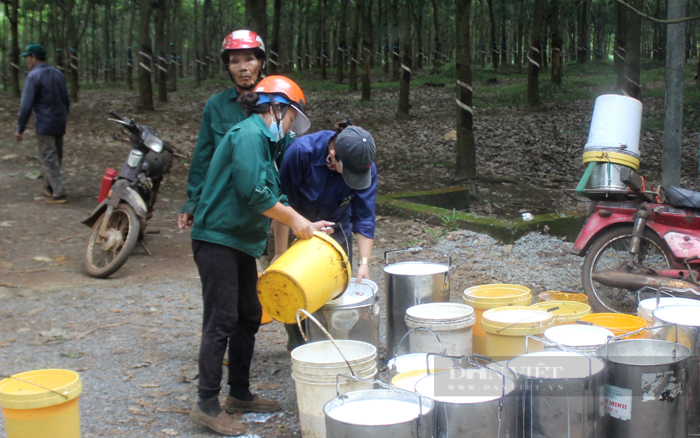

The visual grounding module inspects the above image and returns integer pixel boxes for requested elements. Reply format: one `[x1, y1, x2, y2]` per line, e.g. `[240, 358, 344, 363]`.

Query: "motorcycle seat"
[664, 186, 700, 209]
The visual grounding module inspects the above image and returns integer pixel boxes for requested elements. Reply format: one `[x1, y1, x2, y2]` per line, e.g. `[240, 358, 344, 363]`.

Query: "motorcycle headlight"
[143, 133, 163, 153]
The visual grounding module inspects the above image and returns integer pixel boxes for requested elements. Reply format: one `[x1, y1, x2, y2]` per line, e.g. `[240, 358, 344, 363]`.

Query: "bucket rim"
[405, 302, 476, 327]
[537, 291, 589, 303]
[414, 369, 516, 404]
[596, 338, 693, 365]
[291, 340, 377, 365]
[310, 231, 352, 298]
[0, 369, 82, 410]
[530, 300, 592, 316]
[506, 351, 605, 379]
[652, 304, 700, 327]
[383, 260, 449, 276]
[579, 313, 647, 332]
[323, 388, 434, 426]
[481, 306, 555, 335]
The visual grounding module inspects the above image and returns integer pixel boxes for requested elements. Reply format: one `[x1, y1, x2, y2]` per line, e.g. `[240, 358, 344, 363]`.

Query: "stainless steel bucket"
[507, 351, 606, 438]
[306, 279, 380, 350]
[414, 366, 516, 438]
[597, 339, 693, 438]
[652, 305, 700, 436]
[324, 389, 436, 438]
[587, 161, 628, 192]
[384, 248, 451, 357]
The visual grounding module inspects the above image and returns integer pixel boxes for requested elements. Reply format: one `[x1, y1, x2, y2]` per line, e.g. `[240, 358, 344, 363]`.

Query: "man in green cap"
[15, 43, 70, 204]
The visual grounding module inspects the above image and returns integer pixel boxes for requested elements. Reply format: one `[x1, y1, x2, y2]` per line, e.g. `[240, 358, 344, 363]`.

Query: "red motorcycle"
[571, 167, 700, 313]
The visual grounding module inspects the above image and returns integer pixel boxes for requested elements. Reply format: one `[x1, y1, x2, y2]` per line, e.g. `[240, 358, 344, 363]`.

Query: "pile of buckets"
[251, 237, 700, 438]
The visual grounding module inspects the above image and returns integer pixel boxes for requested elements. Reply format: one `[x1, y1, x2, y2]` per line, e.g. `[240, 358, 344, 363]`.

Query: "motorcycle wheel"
[83, 203, 140, 278]
[582, 225, 671, 313]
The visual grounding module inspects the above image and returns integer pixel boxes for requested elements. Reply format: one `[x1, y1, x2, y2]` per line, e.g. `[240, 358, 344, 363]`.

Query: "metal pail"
[414, 367, 516, 438]
[507, 351, 606, 438]
[324, 389, 435, 438]
[306, 279, 380, 350]
[652, 305, 700, 436]
[587, 162, 629, 192]
[384, 248, 451, 357]
[597, 339, 692, 438]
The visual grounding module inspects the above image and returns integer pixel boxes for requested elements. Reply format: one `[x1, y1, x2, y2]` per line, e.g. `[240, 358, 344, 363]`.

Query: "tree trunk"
[295, 0, 304, 71]
[65, 0, 79, 102]
[155, 0, 168, 103]
[396, 1, 411, 118]
[432, 0, 441, 69]
[526, 0, 545, 107]
[415, 5, 423, 70]
[500, 0, 507, 65]
[104, 0, 111, 82]
[7, 0, 20, 98]
[270, 0, 281, 74]
[320, 0, 327, 78]
[576, 0, 589, 63]
[486, 0, 498, 69]
[455, 0, 475, 179]
[550, 0, 562, 85]
[390, 0, 400, 81]
[193, 0, 200, 86]
[624, 0, 642, 99]
[349, 0, 359, 91]
[168, 0, 178, 92]
[662, 0, 684, 187]
[614, 3, 626, 90]
[359, 0, 371, 101]
[201, 0, 211, 78]
[138, 0, 154, 110]
[336, 0, 348, 83]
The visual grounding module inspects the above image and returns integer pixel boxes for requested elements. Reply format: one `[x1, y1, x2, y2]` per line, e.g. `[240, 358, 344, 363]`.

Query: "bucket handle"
[523, 334, 596, 378]
[425, 352, 508, 411]
[599, 322, 681, 361]
[384, 247, 452, 285]
[334, 373, 428, 437]
[295, 309, 358, 377]
[0, 374, 69, 399]
[636, 286, 676, 306]
[393, 326, 445, 359]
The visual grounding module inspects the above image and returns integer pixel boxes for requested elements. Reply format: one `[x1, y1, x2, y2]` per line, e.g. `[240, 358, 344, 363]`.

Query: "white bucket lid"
[291, 340, 376, 366]
[414, 369, 514, 404]
[383, 261, 448, 276]
[507, 351, 605, 379]
[405, 303, 475, 328]
[544, 325, 614, 347]
[639, 298, 700, 319]
[326, 398, 423, 425]
[653, 305, 700, 327]
[485, 309, 551, 324]
[324, 278, 378, 307]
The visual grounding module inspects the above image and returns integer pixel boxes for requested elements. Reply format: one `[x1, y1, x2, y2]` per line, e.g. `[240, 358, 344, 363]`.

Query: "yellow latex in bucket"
[258, 232, 351, 324]
[530, 300, 591, 326]
[0, 369, 82, 438]
[579, 313, 647, 339]
[462, 284, 532, 356]
[537, 291, 589, 304]
[481, 306, 554, 360]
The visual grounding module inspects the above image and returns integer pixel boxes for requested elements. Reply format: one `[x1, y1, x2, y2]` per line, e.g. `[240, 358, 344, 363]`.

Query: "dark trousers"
[192, 239, 262, 400]
[37, 134, 65, 196]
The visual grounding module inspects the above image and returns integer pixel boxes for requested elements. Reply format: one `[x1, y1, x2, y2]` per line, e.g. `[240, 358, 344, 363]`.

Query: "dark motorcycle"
[571, 167, 700, 313]
[81, 111, 176, 278]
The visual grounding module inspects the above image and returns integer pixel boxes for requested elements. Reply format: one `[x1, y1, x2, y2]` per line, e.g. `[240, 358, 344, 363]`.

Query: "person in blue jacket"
[273, 121, 377, 349]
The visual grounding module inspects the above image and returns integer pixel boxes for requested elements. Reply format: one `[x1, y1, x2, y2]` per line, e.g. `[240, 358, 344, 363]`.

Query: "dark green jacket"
[191, 115, 287, 258]
[181, 88, 247, 216]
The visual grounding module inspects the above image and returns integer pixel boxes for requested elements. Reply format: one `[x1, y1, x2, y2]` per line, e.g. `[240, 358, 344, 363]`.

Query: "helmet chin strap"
[271, 98, 290, 133]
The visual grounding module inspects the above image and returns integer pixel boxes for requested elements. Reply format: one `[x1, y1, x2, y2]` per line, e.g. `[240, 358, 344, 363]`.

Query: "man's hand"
[178, 213, 194, 230]
[14, 132, 22, 141]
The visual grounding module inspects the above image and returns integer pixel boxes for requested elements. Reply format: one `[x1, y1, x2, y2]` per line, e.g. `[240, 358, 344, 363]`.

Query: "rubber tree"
[7, 0, 20, 98]
[526, 0, 545, 107]
[486, 0, 498, 69]
[576, 0, 589, 63]
[349, 0, 359, 92]
[551, 0, 563, 85]
[396, 1, 412, 118]
[155, 0, 168, 103]
[662, 0, 684, 187]
[270, 0, 281, 74]
[624, 0, 642, 98]
[614, 2, 626, 90]
[336, 0, 348, 83]
[359, 0, 371, 101]
[455, 0, 475, 179]
[138, 0, 154, 110]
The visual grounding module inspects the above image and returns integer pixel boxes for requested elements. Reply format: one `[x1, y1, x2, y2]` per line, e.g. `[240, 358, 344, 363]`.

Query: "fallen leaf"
[140, 383, 161, 388]
[60, 352, 84, 359]
[162, 429, 179, 436]
[148, 389, 172, 398]
[33, 256, 53, 262]
[267, 384, 283, 390]
[2, 154, 19, 161]
[0, 221, 13, 227]
[40, 328, 71, 339]
[25, 170, 42, 180]
[55, 255, 67, 262]
[0, 339, 15, 347]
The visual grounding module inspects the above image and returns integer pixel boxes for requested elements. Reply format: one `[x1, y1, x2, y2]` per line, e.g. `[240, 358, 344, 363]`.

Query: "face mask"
[268, 120, 283, 142]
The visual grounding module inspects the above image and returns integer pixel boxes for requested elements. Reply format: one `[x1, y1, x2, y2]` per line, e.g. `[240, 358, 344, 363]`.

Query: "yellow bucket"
[462, 284, 532, 356]
[0, 369, 82, 438]
[391, 369, 431, 392]
[530, 300, 592, 326]
[258, 232, 351, 324]
[481, 306, 554, 360]
[582, 150, 641, 170]
[579, 313, 647, 339]
[537, 291, 589, 304]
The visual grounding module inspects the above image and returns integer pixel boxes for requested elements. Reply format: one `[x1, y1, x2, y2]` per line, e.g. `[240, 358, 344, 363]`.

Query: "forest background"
[1, 0, 700, 216]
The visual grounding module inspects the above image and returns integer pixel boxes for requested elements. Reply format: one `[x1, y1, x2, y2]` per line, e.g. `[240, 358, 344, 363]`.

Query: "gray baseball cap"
[335, 126, 376, 190]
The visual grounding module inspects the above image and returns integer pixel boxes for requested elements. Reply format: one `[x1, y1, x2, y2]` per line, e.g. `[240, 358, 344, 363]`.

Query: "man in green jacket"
[178, 29, 266, 229]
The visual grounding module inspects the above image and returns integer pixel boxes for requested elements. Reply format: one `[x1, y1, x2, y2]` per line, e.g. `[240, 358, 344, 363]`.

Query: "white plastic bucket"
[584, 94, 643, 158]
[291, 340, 377, 438]
[404, 303, 475, 356]
[637, 297, 700, 328]
[544, 324, 614, 356]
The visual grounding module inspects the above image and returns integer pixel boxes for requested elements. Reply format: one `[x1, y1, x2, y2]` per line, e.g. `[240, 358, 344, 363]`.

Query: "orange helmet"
[255, 76, 310, 134]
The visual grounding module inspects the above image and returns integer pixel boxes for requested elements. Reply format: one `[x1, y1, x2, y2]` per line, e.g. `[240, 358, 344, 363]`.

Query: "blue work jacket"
[279, 130, 377, 243]
[17, 63, 70, 136]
